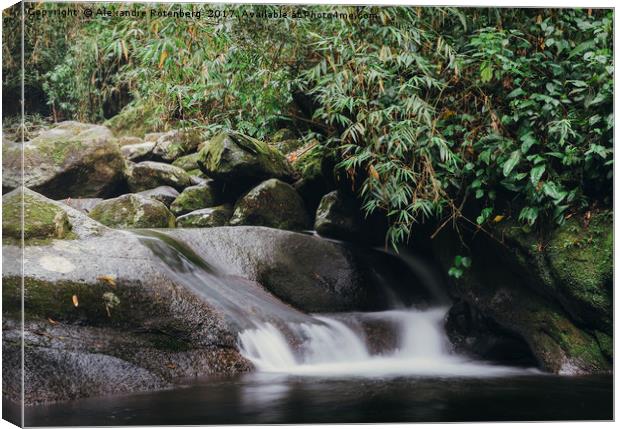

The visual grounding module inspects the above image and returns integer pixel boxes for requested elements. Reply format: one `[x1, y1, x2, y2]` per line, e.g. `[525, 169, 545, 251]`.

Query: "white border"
[0, 1, 616, 429]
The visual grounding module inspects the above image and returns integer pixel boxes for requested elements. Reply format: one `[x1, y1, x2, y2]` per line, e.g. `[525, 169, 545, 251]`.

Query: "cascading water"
[237, 308, 536, 377]
[135, 229, 537, 378]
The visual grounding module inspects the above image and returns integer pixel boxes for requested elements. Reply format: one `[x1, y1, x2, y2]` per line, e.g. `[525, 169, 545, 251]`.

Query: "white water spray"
[238, 307, 537, 377]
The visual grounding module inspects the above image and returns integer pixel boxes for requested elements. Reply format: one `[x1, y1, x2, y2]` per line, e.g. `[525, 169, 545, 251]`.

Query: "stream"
[14, 230, 613, 424]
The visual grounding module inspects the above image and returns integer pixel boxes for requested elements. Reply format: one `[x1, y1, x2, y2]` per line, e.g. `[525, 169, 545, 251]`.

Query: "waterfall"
[238, 308, 538, 377]
[134, 229, 537, 378]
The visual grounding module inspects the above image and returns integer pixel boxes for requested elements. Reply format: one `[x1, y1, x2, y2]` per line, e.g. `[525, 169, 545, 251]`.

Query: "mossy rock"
[229, 179, 309, 231]
[152, 129, 203, 162]
[176, 205, 233, 228]
[2, 192, 74, 244]
[434, 227, 611, 374]
[2, 121, 125, 199]
[546, 212, 613, 333]
[197, 132, 293, 188]
[172, 152, 201, 171]
[170, 182, 220, 216]
[89, 194, 176, 228]
[127, 161, 193, 192]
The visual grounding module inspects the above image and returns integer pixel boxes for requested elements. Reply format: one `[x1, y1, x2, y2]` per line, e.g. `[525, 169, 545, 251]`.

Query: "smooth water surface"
[20, 373, 612, 425]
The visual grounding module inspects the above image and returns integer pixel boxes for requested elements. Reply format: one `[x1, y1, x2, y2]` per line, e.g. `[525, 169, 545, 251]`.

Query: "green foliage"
[448, 255, 472, 279]
[8, 5, 613, 247]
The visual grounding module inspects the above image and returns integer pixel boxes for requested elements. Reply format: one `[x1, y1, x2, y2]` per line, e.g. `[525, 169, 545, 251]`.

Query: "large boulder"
[136, 186, 180, 208]
[127, 161, 193, 192]
[176, 205, 233, 228]
[170, 182, 220, 216]
[314, 190, 363, 240]
[434, 214, 612, 375]
[89, 194, 176, 228]
[167, 226, 385, 312]
[152, 129, 202, 162]
[197, 132, 294, 189]
[2, 122, 125, 198]
[229, 179, 310, 231]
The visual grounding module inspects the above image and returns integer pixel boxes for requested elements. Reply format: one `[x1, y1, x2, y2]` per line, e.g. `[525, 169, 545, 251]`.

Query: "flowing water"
[14, 230, 613, 424]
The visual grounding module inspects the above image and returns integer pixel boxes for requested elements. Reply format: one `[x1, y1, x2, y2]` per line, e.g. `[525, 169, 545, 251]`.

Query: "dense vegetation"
[3, 3, 613, 247]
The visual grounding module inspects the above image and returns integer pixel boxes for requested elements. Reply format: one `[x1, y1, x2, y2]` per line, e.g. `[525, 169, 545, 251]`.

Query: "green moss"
[170, 184, 219, 216]
[546, 211, 612, 326]
[90, 194, 176, 228]
[594, 331, 613, 360]
[3, 276, 116, 323]
[198, 132, 292, 180]
[34, 137, 85, 166]
[172, 153, 201, 171]
[2, 193, 75, 244]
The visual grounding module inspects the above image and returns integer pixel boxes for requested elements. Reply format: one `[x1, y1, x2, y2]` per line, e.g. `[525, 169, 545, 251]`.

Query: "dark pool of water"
[9, 373, 613, 425]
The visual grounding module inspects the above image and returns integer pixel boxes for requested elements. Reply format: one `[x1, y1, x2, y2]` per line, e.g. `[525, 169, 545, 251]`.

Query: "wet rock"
[169, 226, 383, 312]
[170, 182, 220, 216]
[314, 190, 362, 240]
[127, 161, 193, 192]
[2, 121, 125, 198]
[136, 186, 180, 208]
[89, 194, 176, 228]
[152, 129, 203, 162]
[229, 179, 309, 231]
[121, 141, 156, 161]
[2, 224, 255, 404]
[197, 132, 293, 190]
[445, 300, 539, 366]
[176, 205, 233, 228]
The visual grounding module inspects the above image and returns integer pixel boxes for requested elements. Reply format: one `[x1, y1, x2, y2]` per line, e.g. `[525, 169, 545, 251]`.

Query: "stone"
[170, 182, 220, 216]
[172, 152, 201, 171]
[127, 161, 193, 192]
[197, 132, 294, 189]
[176, 205, 233, 228]
[152, 129, 203, 162]
[2, 121, 125, 199]
[229, 179, 309, 231]
[117, 136, 143, 146]
[136, 186, 180, 208]
[121, 141, 156, 161]
[3, 189, 74, 243]
[89, 194, 176, 228]
[59, 198, 103, 214]
[314, 190, 363, 240]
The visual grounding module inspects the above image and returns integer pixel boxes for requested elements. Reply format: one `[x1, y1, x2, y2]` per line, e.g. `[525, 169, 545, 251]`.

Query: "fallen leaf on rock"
[97, 275, 117, 288]
[47, 318, 58, 325]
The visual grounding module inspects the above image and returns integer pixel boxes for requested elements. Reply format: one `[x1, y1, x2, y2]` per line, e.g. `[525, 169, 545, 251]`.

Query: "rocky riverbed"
[2, 121, 613, 405]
